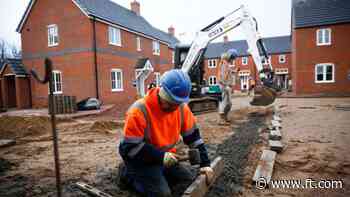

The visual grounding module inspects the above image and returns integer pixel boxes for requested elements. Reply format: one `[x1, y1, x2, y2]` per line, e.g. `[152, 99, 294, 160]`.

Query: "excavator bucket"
[250, 85, 277, 106]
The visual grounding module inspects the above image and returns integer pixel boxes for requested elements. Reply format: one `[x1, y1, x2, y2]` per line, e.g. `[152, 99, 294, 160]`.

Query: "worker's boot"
[218, 114, 230, 125]
[116, 162, 130, 190]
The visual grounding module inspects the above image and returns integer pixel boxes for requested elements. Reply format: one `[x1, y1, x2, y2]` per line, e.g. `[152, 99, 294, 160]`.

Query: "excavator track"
[188, 96, 219, 114]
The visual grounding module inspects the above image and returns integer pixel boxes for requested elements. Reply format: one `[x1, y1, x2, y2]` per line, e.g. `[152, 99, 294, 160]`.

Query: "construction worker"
[217, 49, 239, 124]
[118, 69, 213, 197]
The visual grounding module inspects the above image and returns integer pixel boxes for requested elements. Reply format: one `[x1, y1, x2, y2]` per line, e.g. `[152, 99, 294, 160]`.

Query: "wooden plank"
[75, 182, 113, 197]
[252, 150, 277, 184]
[269, 140, 284, 153]
[0, 139, 16, 148]
[182, 156, 224, 197]
[269, 130, 282, 141]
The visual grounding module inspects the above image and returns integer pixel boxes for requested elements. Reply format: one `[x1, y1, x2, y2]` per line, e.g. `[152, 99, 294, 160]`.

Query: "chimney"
[131, 0, 140, 16]
[223, 35, 229, 43]
[168, 26, 175, 37]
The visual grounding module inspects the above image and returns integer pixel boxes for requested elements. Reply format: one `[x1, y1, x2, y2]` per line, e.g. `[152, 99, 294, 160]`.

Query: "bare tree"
[10, 44, 21, 59]
[0, 39, 5, 61]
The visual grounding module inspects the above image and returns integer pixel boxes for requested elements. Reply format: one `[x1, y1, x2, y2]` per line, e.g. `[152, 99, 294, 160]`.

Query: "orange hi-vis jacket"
[122, 87, 200, 156]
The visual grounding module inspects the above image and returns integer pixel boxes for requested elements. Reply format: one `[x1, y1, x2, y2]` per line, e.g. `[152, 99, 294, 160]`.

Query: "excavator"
[136, 5, 278, 113]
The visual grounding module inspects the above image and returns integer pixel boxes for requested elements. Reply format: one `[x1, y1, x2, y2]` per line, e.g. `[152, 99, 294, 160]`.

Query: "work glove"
[200, 166, 214, 185]
[163, 152, 178, 168]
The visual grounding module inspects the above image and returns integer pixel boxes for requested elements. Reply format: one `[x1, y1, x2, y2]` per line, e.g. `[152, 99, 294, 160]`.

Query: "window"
[208, 76, 217, 86]
[111, 69, 123, 91]
[136, 36, 141, 51]
[242, 57, 248, 65]
[279, 55, 286, 64]
[317, 28, 331, 46]
[208, 59, 217, 68]
[109, 26, 121, 46]
[48, 24, 59, 47]
[153, 41, 160, 55]
[315, 63, 335, 83]
[52, 70, 62, 94]
[172, 51, 175, 64]
[262, 56, 271, 65]
[155, 72, 161, 86]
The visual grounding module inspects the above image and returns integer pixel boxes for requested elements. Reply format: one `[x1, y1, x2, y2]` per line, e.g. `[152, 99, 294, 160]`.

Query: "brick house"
[16, 0, 178, 110]
[203, 35, 291, 92]
[292, 0, 350, 96]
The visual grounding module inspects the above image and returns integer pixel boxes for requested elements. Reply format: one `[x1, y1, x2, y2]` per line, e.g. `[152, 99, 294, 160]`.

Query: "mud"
[0, 116, 51, 140]
[206, 111, 266, 197]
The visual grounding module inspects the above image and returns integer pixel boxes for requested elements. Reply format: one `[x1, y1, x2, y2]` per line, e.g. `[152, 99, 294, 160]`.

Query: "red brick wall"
[204, 53, 292, 91]
[0, 78, 3, 108]
[20, 0, 174, 111]
[292, 23, 350, 95]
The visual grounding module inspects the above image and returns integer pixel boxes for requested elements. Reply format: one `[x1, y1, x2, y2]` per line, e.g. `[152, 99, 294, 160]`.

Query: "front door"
[240, 76, 249, 91]
[6, 75, 17, 108]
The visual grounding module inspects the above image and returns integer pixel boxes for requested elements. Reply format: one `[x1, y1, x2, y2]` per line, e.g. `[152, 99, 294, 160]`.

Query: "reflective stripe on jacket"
[122, 87, 197, 157]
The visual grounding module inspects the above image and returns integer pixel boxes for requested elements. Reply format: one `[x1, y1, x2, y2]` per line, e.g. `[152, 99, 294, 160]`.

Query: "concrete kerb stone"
[269, 140, 284, 153]
[271, 120, 282, 129]
[0, 139, 16, 148]
[252, 150, 277, 185]
[269, 129, 282, 141]
[273, 115, 282, 122]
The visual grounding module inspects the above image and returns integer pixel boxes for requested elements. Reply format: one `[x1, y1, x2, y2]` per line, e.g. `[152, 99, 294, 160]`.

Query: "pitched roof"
[17, 0, 179, 48]
[135, 58, 149, 69]
[0, 58, 28, 76]
[204, 35, 291, 59]
[293, 0, 350, 29]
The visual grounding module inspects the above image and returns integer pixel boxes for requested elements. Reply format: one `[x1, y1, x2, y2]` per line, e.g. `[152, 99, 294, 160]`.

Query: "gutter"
[92, 17, 99, 99]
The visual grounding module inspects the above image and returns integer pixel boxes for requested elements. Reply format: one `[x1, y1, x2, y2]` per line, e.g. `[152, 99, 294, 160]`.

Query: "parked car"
[77, 98, 101, 111]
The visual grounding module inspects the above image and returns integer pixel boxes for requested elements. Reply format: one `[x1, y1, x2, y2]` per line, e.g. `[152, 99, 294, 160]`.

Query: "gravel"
[206, 112, 266, 197]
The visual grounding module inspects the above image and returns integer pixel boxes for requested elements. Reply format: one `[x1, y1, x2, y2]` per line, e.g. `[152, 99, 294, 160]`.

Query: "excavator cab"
[174, 44, 219, 113]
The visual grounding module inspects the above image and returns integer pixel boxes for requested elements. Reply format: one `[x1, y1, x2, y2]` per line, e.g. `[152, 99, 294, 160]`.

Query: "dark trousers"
[121, 162, 194, 197]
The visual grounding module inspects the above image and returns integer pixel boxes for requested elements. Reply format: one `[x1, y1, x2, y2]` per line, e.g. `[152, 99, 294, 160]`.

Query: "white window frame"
[262, 56, 271, 65]
[111, 69, 124, 92]
[153, 40, 160, 55]
[242, 57, 248, 65]
[208, 59, 217, 68]
[109, 26, 122, 46]
[154, 72, 161, 86]
[48, 24, 59, 47]
[279, 55, 286, 64]
[208, 76, 217, 86]
[316, 28, 331, 46]
[315, 63, 335, 83]
[52, 70, 62, 94]
[136, 36, 141, 51]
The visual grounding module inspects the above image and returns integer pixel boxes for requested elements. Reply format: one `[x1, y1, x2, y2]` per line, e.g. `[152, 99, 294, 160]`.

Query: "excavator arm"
[180, 5, 277, 106]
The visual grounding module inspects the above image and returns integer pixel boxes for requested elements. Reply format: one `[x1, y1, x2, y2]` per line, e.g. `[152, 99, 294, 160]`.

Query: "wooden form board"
[182, 156, 224, 197]
[252, 150, 277, 184]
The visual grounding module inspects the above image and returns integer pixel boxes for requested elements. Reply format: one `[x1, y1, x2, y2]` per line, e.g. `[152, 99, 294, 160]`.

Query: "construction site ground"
[0, 97, 349, 197]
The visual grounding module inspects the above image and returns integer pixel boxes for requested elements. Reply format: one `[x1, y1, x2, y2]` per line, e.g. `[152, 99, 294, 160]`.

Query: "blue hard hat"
[221, 49, 238, 61]
[160, 69, 192, 104]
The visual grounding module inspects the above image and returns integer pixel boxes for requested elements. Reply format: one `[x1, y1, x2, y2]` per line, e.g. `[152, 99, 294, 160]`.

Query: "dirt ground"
[1, 97, 349, 197]
[240, 97, 350, 197]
